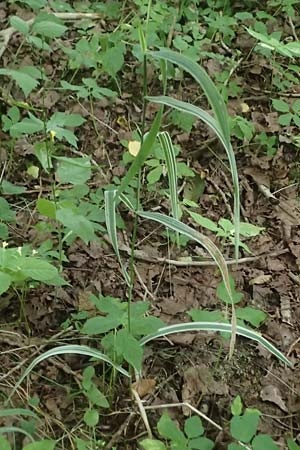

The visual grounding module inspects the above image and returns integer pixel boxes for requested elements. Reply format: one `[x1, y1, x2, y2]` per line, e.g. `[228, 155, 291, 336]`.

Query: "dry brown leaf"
[132, 378, 156, 398]
[260, 385, 288, 412]
[249, 274, 272, 285]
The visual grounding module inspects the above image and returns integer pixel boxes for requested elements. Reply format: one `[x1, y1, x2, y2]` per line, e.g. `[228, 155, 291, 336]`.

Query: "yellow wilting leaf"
[117, 116, 128, 128]
[128, 140, 141, 157]
[241, 102, 250, 113]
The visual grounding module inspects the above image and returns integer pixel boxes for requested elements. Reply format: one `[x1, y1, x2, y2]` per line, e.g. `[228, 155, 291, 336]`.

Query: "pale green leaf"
[57, 208, 96, 244]
[17, 257, 59, 282]
[116, 329, 143, 372]
[81, 316, 123, 335]
[230, 410, 260, 443]
[0, 272, 12, 295]
[140, 439, 167, 450]
[252, 434, 279, 450]
[231, 395, 243, 416]
[0, 436, 11, 450]
[23, 441, 56, 450]
[32, 20, 67, 38]
[0, 69, 39, 97]
[10, 16, 29, 34]
[157, 413, 186, 444]
[236, 307, 267, 327]
[55, 157, 91, 185]
[184, 416, 204, 438]
[83, 408, 99, 427]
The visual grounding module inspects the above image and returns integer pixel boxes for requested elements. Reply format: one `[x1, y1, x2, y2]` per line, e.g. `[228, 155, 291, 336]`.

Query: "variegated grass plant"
[7, 48, 291, 439]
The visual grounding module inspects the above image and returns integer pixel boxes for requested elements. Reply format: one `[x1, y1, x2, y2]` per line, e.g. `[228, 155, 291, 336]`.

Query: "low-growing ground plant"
[0, 1, 298, 449]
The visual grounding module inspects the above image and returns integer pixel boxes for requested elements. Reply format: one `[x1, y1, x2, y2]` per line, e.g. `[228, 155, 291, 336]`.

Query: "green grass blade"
[140, 322, 291, 366]
[0, 409, 38, 419]
[149, 49, 230, 144]
[147, 96, 222, 145]
[137, 210, 237, 355]
[105, 189, 130, 286]
[148, 49, 240, 261]
[116, 108, 163, 199]
[158, 131, 179, 223]
[8, 345, 130, 402]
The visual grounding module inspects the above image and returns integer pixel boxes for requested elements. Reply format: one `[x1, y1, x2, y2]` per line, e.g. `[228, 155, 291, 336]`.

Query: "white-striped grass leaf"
[139, 322, 291, 367]
[0, 409, 38, 419]
[137, 210, 237, 353]
[105, 189, 130, 286]
[147, 96, 222, 148]
[116, 108, 163, 200]
[9, 345, 130, 402]
[158, 131, 179, 223]
[149, 49, 230, 142]
[148, 49, 240, 261]
[137, 211, 232, 300]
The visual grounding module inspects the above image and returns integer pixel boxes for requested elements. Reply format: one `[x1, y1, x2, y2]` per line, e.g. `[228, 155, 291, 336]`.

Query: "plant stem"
[127, 52, 149, 334]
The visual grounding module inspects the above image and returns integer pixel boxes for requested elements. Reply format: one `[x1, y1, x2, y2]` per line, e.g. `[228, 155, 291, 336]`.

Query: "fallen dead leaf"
[132, 378, 156, 398]
[260, 384, 288, 412]
[249, 274, 272, 285]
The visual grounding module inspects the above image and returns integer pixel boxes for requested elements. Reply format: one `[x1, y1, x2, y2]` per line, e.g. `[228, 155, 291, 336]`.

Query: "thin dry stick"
[131, 388, 152, 438]
[144, 402, 222, 431]
[113, 239, 289, 267]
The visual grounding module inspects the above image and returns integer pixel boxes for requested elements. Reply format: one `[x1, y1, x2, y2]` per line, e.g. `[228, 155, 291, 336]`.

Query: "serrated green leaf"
[130, 316, 165, 336]
[37, 199, 56, 219]
[55, 157, 91, 185]
[56, 208, 96, 244]
[239, 222, 264, 237]
[10, 114, 44, 135]
[0, 198, 15, 221]
[10, 16, 29, 34]
[82, 315, 123, 335]
[116, 329, 143, 371]
[147, 166, 163, 184]
[0, 69, 39, 97]
[217, 276, 243, 305]
[102, 46, 124, 77]
[189, 212, 220, 232]
[236, 307, 267, 327]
